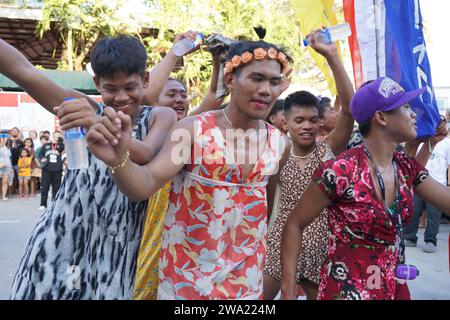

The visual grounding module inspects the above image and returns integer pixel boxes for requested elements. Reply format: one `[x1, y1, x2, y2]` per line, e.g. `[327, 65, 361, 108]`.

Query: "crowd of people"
[0, 128, 66, 211]
[0, 27, 449, 301]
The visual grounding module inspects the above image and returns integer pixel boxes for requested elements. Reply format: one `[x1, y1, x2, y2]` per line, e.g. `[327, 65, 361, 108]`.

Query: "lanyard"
[363, 144, 406, 263]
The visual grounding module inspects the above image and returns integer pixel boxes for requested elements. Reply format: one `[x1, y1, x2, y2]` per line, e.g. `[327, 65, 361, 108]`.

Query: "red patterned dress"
[157, 112, 283, 300]
[312, 145, 428, 300]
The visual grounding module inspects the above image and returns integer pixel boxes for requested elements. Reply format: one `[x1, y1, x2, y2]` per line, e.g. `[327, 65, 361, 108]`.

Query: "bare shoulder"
[175, 115, 200, 133]
[147, 106, 177, 127]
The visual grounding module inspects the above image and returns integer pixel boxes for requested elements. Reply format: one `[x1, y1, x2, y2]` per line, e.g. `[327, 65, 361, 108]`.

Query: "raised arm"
[189, 53, 225, 116]
[280, 181, 331, 299]
[143, 31, 201, 106]
[404, 118, 448, 167]
[86, 109, 194, 200]
[0, 39, 95, 114]
[306, 31, 355, 155]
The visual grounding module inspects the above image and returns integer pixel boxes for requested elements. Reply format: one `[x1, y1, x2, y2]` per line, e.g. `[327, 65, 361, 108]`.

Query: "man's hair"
[267, 99, 284, 122]
[318, 97, 332, 119]
[167, 78, 187, 91]
[284, 91, 319, 117]
[90, 35, 147, 79]
[226, 40, 292, 76]
[43, 130, 50, 135]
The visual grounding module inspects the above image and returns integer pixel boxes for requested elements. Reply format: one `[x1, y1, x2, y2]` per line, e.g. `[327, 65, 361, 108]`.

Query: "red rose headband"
[223, 47, 292, 80]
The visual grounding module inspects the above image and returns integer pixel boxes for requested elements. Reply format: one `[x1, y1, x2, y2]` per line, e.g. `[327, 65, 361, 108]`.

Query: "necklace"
[222, 109, 235, 129]
[221, 109, 254, 149]
[291, 145, 317, 159]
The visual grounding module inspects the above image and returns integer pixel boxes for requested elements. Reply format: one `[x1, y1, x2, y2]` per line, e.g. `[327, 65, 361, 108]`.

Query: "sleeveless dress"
[265, 141, 334, 284]
[10, 106, 152, 300]
[157, 112, 284, 300]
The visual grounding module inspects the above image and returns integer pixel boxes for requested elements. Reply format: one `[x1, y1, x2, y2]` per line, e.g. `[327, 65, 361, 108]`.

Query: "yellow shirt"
[18, 157, 32, 177]
[133, 181, 171, 300]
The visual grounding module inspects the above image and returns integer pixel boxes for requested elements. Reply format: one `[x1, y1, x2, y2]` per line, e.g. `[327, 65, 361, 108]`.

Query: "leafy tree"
[143, 0, 323, 106]
[37, 0, 144, 71]
[25, 0, 344, 103]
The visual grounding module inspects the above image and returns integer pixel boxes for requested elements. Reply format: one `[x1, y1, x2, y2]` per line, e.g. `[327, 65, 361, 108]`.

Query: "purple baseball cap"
[350, 77, 426, 124]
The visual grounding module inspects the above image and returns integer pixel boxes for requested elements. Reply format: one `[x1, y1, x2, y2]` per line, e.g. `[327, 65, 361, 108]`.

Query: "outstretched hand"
[306, 28, 339, 59]
[86, 107, 132, 167]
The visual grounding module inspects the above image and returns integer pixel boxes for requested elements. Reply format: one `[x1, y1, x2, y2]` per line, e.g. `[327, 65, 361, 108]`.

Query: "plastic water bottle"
[303, 23, 351, 46]
[63, 98, 89, 170]
[172, 33, 205, 57]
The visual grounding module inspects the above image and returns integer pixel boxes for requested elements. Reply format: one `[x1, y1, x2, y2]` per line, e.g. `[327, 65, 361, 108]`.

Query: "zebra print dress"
[10, 106, 152, 300]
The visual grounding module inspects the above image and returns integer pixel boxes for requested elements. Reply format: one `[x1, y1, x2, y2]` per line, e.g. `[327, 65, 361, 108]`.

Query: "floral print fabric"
[157, 112, 283, 300]
[133, 181, 172, 300]
[312, 145, 428, 300]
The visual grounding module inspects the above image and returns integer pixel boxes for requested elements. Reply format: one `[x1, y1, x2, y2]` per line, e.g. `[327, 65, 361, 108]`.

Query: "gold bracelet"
[108, 150, 130, 174]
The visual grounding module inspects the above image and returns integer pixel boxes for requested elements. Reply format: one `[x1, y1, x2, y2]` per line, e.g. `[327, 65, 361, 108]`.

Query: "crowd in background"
[0, 127, 65, 211]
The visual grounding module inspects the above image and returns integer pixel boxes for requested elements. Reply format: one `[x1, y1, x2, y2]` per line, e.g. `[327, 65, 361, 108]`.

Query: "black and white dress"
[10, 106, 152, 300]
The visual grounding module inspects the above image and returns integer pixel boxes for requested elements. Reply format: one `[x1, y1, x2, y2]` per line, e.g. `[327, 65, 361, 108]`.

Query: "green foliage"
[144, 0, 323, 106]
[37, 0, 143, 70]
[34, 0, 335, 104]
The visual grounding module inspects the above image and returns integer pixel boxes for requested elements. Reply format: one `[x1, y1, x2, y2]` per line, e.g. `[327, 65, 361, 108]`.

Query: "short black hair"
[358, 120, 371, 137]
[284, 91, 319, 117]
[226, 40, 292, 76]
[167, 78, 187, 90]
[90, 35, 147, 79]
[268, 99, 284, 118]
[318, 97, 332, 119]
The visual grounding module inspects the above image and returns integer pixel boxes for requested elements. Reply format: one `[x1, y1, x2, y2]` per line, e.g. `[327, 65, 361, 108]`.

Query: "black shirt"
[8, 138, 24, 166]
[38, 142, 65, 172]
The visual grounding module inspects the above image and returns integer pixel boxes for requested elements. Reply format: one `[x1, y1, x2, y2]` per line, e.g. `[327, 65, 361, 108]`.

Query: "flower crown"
[224, 47, 292, 78]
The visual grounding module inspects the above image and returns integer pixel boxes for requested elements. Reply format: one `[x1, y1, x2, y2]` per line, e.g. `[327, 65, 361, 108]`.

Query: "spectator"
[35, 136, 49, 164]
[0, 137, 13, 201]
[17, 148, 32, 197]
[405, 136, 450, 253]
[52, 130, 63, 142]
[28, 130, 41, 150]
[23, 137, 38, 196]
[267, 99, 287, 134]
[8, 127, 23, 195]
[37, 134, 64, 211]
[317, 96, 338, 140]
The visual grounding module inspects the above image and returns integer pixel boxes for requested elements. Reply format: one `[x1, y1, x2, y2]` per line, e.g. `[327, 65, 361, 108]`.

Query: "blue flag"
[384, 0, 440, 138]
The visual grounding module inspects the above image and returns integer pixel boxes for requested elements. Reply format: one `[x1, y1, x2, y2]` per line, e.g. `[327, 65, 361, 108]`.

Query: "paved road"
[0, 196, 449, 300]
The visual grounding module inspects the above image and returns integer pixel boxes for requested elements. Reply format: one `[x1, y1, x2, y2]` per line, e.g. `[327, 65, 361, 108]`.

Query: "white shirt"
[32, 139, 41, 150]
[425, 138, 450, 186]
[0, 146, 12, 168]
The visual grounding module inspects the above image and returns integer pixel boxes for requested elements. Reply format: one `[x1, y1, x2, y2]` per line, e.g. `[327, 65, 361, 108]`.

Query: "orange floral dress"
[157, 112, 283, 300]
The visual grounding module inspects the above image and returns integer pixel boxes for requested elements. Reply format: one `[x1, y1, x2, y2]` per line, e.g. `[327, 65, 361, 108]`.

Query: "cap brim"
[384, 87, 426, 112]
